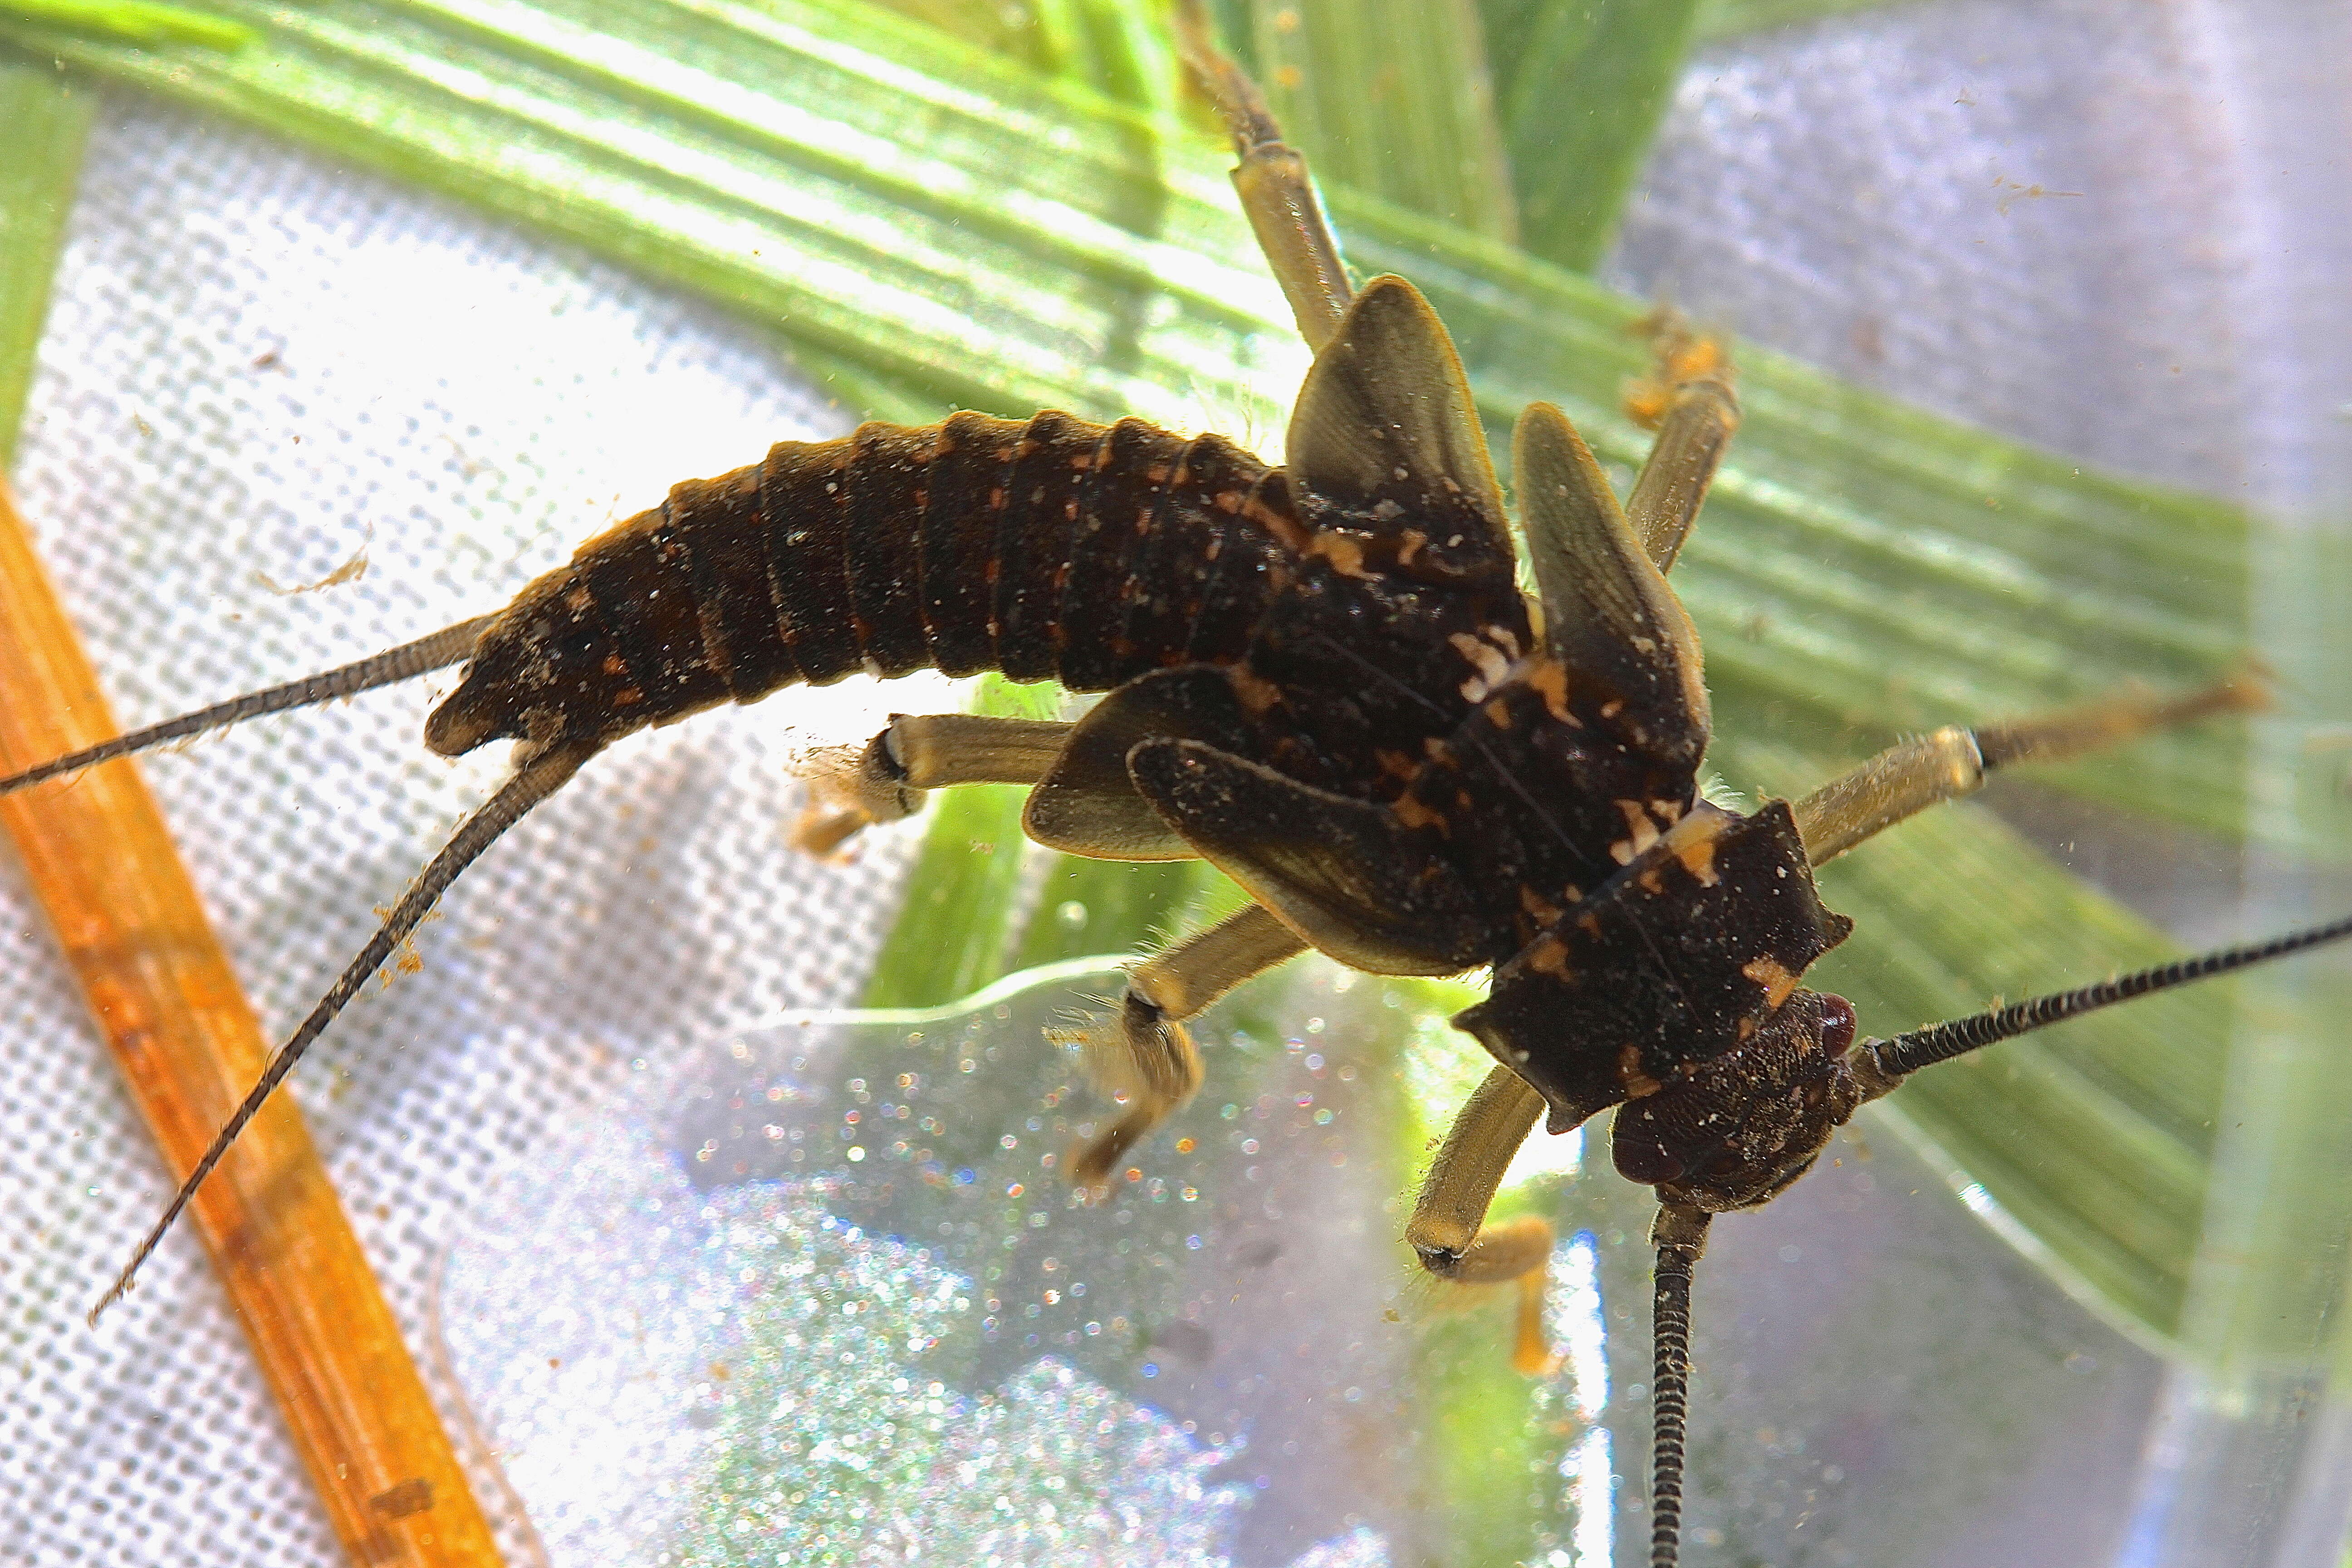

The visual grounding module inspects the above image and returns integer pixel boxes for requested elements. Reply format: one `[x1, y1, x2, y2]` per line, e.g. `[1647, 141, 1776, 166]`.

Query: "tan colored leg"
[1622, 310, 1740, 573]
[1789, 670, 2264, 867]
[1174, 0, 1353, 351]
[1406, 1064, 1558, 1375]
[790, 713, 1073, 855]
[1059, 902, 1307, 1189]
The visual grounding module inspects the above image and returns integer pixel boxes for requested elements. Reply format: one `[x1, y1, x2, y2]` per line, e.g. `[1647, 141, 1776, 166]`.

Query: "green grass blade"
[3, 0, 249, 48]
[1242, 0, 1520, 244]
[1478, 0, 1704, 269]
[0, 55, 92, 466]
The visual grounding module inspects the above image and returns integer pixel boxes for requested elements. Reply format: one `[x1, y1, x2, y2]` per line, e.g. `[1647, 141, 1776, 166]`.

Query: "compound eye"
[1818, 993, 1857, 1057]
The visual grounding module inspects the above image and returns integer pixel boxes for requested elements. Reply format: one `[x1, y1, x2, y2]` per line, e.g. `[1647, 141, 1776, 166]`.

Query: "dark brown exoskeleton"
[9, 10, 2350, 1566]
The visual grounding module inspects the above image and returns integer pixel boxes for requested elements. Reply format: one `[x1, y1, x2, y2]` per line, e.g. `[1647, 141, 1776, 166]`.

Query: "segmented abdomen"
[431, 412, 1299, 755]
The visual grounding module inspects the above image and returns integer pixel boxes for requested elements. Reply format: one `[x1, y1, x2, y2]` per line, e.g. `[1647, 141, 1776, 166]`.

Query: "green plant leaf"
[1478, 0, 1705, 268]
[3, 0, 249, 49]
[0, 54, 92, 465]
[1244, 0, 1521, 244]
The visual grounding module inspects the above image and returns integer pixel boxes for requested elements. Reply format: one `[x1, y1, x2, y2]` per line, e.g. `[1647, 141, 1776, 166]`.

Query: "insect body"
[9, 11, 2349, 1566]
[425, 411, 1290, 764]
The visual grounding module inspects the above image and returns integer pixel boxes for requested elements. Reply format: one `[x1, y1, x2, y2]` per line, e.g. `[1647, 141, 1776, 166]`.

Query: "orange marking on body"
[1308, 530, 1374, 579]
[1675, 833, 1720, 887]
[1524, 659, 1574, 723]
[1242, 495, 1312, 553]
[1392, 790, 1450, 836]
[1229, 664, 1284, 716]
[1527, 938, 1571, 978]
[1614, 799, 1663, 859]
[1619, 1044, 1663, 1098]
[1450, 632, 1510, 687]
[1661, 810, 1725, 887]
[1743, 956, 1800, 1009]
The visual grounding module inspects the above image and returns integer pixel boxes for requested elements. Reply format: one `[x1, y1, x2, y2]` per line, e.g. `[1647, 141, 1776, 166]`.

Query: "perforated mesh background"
[3, 0, 2349, 1563]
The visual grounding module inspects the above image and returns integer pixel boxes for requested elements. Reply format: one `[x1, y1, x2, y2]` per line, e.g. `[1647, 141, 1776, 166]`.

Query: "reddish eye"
[1819, 993, 1857, 1056]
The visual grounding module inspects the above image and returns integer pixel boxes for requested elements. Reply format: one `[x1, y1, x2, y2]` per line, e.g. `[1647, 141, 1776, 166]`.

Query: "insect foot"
[1053, 904, 1304, 1195]
[789, 730, 924, 858]
[1052, 987, 1202, 1196]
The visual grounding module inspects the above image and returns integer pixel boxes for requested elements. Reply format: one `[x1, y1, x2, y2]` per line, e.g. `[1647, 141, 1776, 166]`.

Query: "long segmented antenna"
[1648, 1205, 1711, 1568]
[87, 738, 593, 1326]
[1864, 910, 2352, 1085]
[0, 614, 492, 798]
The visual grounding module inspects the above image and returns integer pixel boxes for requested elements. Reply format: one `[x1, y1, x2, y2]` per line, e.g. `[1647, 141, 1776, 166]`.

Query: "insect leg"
[1789, 670, 2265, 867]
[791, 713, 1074, 854]
[1173, 0, 1353, 351]
[1058, 901, 1306, 1190]
[1405, 1063, 1559, 1375]
[1623, 355, 1739, 574]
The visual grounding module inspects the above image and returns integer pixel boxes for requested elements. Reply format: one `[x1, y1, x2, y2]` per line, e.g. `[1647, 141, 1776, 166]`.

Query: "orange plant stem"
[0, 475, 502, 1567]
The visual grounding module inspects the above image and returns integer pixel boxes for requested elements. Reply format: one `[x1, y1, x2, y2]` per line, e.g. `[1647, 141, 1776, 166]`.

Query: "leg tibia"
[1408, 1065, 1547, 1272]
[1789, 726, 1982, 867]
[1128, 901, 1308, 1018]
[1408, 1067, 1559, 1375]
[889, 713, 1074, 787]
[1173, 0, 1352, 350]
[1622, 311, 1739, 574]
[1626, 379, 1739, 574]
